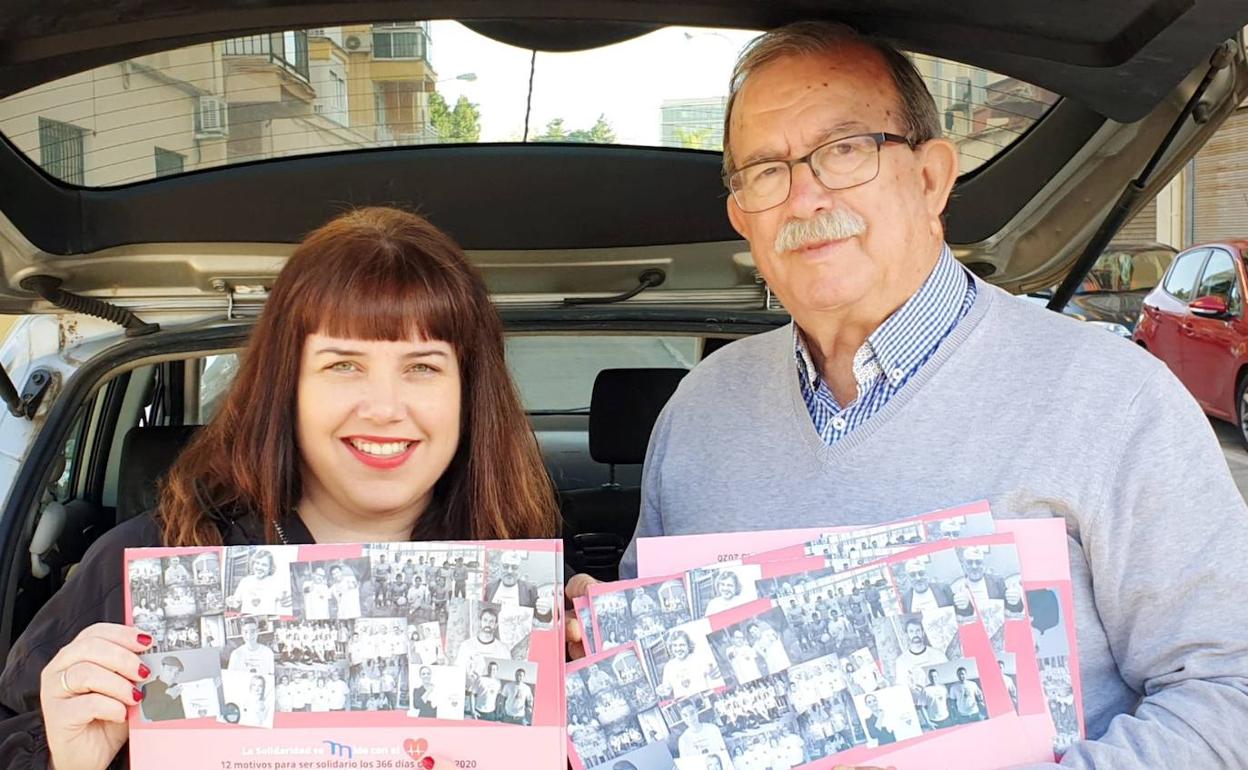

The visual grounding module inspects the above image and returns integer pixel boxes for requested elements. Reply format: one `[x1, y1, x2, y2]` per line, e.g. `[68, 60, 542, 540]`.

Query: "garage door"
[1193, 107, 1248, 243]
[1117, 196, 1158, 242]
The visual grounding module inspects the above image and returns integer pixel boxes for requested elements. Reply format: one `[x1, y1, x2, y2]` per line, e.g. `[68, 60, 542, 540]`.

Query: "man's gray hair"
[722, 21, 942, 176]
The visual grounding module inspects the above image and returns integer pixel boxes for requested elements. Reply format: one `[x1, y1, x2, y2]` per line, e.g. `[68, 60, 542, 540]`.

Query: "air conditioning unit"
[194, 95, 229, 138]
[344, 33, 371, 52]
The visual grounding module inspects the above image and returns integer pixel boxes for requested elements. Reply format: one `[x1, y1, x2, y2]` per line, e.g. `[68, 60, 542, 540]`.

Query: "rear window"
[0, 22, 1058, 187]
[166, 336, 703, 418]
[1163, 250, 1207, 301]
[506, 335, 698, 413]
[1083, 248, 1176, 293]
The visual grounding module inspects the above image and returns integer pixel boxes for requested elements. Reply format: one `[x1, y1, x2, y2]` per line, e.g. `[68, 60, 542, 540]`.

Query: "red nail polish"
[137, 633, 152, 646]
[138, 664, 151, 679]
[132, 687, 143, 702]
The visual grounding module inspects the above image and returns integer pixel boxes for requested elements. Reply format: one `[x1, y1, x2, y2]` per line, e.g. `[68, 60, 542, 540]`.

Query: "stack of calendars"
[568, 501, 1082, 770]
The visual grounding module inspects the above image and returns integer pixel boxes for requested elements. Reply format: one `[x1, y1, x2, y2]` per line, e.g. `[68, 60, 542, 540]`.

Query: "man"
[899, 559, 953, 614]
[724, 628, 763, 683]
[500, 669, 534, 725]
[140, 655, 185, 721]
[657, 630, 720, 698]
[330, 563, 361, 620]
[453, 606, 509, 676]
[452, 556, 470, 599]
[922, 669, 952, 729]
[892, 617, 947, 689]
[162, 557, 191, 586]
[863, 694, 896, 747]
[674, 700, 732, 769]
[328, 670, 351, 711]
[302, 566, 332, 620]
[227, 617, 275, 676]
[949, 666, 985, 723]
[826, 608, 855, 654]
[471, 660, 502, 720]
[485, 551, 539, 608]
[565, 19, 1248, 766]
[951, 546, 1026, 619]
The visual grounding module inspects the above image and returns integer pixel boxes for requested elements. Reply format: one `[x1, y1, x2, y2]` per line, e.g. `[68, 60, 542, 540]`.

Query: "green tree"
[428, 92, 481, 143]
[535, 114, 616, 143]
[673, 126, 716, 150]
[534, 118, 568, 142]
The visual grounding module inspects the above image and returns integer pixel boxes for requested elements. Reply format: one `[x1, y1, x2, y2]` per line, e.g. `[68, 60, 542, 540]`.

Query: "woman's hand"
[564, 573, 599, 660]
[41, 623, 153, 770]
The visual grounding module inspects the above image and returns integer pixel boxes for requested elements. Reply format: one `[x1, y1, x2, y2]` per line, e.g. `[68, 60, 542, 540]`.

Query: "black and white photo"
[223, 545, 295, 616]
[220, 669, 275, 727]
[641, 620, 724, 700]
[138, 647, 223, 722]
[408, 663, 465, 720]
[854, 685, 922, 746]
[593, 579, 692, 650]
[484, 548, 559, 629]
[689, 564, 762, 618]
[222, 615, 277, 676]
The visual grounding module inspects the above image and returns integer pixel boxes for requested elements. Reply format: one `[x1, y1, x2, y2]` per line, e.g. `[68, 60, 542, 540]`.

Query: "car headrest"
[117, 424, 201, 524]
[589, 368, 688, 466]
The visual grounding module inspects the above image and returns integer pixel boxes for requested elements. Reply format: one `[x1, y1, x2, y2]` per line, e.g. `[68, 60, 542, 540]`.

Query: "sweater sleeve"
[1048, 365, 1248, 768]
[0, 517, 144, 770]
[617, 402, 677, 580]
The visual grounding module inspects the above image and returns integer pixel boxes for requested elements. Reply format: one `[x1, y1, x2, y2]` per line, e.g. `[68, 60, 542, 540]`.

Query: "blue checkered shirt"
[796, 244, 976, 445]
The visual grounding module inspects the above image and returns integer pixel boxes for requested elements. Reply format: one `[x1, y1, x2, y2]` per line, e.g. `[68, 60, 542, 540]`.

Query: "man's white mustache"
[774, 209, 866, 254]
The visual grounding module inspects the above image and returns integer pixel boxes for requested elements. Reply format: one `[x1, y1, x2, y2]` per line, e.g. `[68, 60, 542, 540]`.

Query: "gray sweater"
[620, 278, 1248, 768]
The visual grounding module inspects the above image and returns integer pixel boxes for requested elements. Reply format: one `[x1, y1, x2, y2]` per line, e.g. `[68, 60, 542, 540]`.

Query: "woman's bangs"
[298, 252, 463, 345]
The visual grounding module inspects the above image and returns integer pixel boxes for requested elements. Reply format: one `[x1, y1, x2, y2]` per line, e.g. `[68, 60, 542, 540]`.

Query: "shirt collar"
[793, 243, 968, 388]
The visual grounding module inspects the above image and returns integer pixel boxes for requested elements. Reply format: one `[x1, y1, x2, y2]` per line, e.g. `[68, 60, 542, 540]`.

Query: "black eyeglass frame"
[725, 131, 917, 213]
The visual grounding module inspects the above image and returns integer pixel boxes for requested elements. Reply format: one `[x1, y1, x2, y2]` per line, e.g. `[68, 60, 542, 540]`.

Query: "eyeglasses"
[726, 132, 915, 213]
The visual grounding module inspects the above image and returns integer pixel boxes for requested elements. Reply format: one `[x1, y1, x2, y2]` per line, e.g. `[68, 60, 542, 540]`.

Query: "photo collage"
[127, 541, 559, 729]
[571, 506, 1053, 769]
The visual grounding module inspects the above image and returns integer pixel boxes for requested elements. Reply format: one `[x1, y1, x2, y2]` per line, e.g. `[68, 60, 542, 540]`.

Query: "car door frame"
[1184, 246, 1248, 420]
[1149, 247, 1210, 382]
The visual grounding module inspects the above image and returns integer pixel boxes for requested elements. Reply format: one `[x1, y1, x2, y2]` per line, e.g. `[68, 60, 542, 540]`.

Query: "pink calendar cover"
[123, 540, 565, 769]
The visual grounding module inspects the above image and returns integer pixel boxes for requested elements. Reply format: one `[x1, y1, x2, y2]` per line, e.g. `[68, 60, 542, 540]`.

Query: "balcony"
[372, 22, 431, 61]
[224, 31, 310, 81]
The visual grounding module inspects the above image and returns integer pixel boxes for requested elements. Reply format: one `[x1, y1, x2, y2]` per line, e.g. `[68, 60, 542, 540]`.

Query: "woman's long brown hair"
[157, 207, 557, 546]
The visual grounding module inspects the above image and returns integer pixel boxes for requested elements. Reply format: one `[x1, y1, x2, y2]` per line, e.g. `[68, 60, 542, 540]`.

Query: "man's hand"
[564, 573, 600, 660]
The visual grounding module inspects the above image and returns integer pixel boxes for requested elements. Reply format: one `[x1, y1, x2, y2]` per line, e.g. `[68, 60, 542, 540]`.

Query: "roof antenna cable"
[522, 49, 537, 142]
[20, 275, 159, 337]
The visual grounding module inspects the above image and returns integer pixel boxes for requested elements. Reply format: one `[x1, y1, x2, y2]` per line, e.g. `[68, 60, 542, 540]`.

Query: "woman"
[0, 207, 557, 770]
[237, 675, 271, 728]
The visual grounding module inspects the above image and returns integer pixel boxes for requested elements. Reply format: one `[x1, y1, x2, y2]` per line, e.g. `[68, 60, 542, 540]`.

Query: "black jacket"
[0, 511, 303, 770]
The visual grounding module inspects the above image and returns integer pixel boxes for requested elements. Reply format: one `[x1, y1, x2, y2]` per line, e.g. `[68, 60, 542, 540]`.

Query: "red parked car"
[1134, 240, 1248, 444]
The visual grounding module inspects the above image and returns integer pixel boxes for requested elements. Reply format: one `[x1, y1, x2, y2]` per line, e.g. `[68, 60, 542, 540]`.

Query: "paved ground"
[1212, 418, 1248, 499]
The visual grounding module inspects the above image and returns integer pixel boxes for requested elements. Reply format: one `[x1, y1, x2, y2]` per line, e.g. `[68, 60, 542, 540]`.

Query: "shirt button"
[832, 417, 847, 431]
[889, 368, 904, 384]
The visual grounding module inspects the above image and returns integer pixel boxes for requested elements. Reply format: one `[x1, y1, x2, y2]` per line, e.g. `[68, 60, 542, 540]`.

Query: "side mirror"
[1190, 295, 1230, 318]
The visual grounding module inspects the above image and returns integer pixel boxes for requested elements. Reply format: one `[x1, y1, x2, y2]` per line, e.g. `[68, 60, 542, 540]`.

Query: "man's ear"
[918, 138, 959, 222]
[727, 196, 749, 240]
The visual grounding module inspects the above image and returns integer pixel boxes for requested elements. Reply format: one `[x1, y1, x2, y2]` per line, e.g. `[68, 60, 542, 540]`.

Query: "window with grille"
[38, 118, 85, 184]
